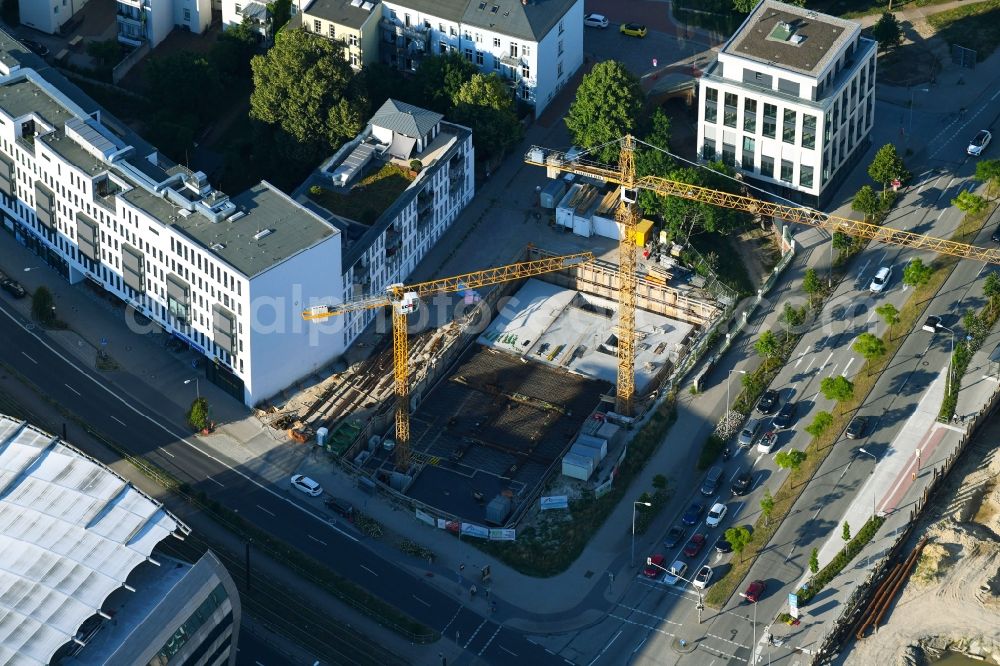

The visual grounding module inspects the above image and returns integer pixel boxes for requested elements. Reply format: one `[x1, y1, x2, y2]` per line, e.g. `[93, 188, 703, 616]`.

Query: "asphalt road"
[0, 304, 564, 666]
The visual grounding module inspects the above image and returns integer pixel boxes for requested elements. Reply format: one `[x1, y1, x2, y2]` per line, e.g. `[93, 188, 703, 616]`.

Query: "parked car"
[1, 278, 27, 298]
[584, 13, 609, 28]
[620, 23, 648, 38]
[693, 565, 714, 589]
[757, 430, 778, 453]
[743, 579, 767, 603]
[922, 315, 943, 333]
[663, 560, 688, 585]
[869, 266, 892, 293]
[738, 418, 763, 448]
[664, 525, 686, 548]
[773, 402, 798, 430]
[22, 40, 49, 57]
[290, 474, 323, 496]
[715, 538, 732, 554]
[993, 226, 1000, 243]
[730, 469, 753, 496]
[706, 502, 728, 528]
[682, 502, 705, 526]
[968, 130, 992, 156]
[701, 466, 724, 496]
[756, 389, 780, 415]
[324, 496, 354, 521]
[845, 416, 867, 440]
[683, 533, 707, 558]
[644, 553, 667, 579]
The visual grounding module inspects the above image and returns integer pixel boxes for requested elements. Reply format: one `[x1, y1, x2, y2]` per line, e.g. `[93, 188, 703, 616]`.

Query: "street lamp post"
[184, 377, 200, 399]
[907, 87, 930, 141]
[859, 447, 878, 519]
[646, 558, 705, 623]
[727, 369, 747, 417]
[632, 500, 652, 567]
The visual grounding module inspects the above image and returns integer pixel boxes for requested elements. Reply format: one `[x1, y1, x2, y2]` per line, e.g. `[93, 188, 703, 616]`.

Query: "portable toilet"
[316, 427, 329, 447]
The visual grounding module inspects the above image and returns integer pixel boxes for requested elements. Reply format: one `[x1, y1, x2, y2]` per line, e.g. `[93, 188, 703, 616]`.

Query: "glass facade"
[782, 109, 797, 144]
[705, 88, 718, 122]
[744, 99, 757, 133]
[762, 103, 777, 139]
[742, 137, 755, 171]
[724, 93, 738, 128]
[802, 114, 816, 150]
[148, 584, 230, 666]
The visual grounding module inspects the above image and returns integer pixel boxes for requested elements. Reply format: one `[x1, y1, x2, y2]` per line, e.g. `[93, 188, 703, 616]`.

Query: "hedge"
[798, 515, 885, 604]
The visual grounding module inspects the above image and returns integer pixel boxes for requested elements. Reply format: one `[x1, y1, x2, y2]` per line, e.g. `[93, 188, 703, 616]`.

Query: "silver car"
[738, 418, 762, 448]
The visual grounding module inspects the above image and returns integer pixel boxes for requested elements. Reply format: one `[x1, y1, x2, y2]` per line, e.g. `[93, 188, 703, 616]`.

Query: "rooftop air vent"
[253, 229, 273, 241]
[211, 243, 225, 251]
[361, 1, 374, 10]
[351, 0, 362, 6]
[227, 211, 246, 223]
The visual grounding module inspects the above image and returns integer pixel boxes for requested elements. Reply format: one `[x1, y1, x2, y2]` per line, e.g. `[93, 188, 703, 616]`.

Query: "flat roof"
[0, 77, 75, 127]
[724, 0, 856, 77]
[0, 415, 183, 666]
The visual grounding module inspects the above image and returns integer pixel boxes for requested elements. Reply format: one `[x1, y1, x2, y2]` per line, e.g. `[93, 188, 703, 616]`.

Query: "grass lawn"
[927, 0, 1000, 61]
[310, 163, 416, 225]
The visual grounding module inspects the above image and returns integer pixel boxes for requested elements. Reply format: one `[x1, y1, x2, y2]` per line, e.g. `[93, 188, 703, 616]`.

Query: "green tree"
[809, 547, 820, 574]
[902, 257, 934, 288]
[413, 52, 478, 114]
[802, 267, 823, 303]
[451, 73, 523, 159]
[975, 159, 1000, 198]
[820, 376, 854, 402]
[805, 411, 834, 437]
[984, 272, 1000, 315]
[952, 190, 988, 216]
[657, 164, 746, 241]
[211, 18, 259, 82]
[833, 231, 853, 252]
[565, 60, 643, 164]
[782, 302, 806, 329]
[725, 525, 752, 562]
[851, 184, 880, 222]
[31, 285, 54, 325]
[636, 109, 675, 218]
[868, 144, 908, 196]
[86, 39, 123, 70]
[853, 333, 887, 372]
[876, 303, 901, 339]
[358, 62, 419, 113]
[250, 29, 364, 149]
[964, 309, 988, 347]
[871, 12, 902, 52]
[187, 397, 210, 431]
[775, 449, 807, 484]
[759, 487, 775, 527]
[754, 330, 781, 369]
[842, 520, 852, 542]
[653, 474, 667, 489]
[267, 0, 293, 31]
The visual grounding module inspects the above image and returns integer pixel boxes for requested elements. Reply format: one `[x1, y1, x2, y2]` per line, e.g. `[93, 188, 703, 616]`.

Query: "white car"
[968, 130, 992, 156]
[869, 266, 891, 293]
[290, 474, 323, 497]
[706, 502, 728, 528]
[757, 430, 778, 454]
[584, 13, 609, 28]
[693, 565, 714, 589]
[663, 560, 688, 585]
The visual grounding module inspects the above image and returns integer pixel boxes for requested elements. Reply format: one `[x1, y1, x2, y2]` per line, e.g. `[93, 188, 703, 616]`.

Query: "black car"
[730, 469, 753, 496]
[0, 278, 26, 298]
[663, 525, 686, 549]
[772, 401, 797, 429]
[845, 416, 867, 440]
[681, 502, 705, 526]
[756, 389, 780, 415]
[993, 226, 1000, 243]
[22, 40, 49, 57]
[715, 538, 732, 554]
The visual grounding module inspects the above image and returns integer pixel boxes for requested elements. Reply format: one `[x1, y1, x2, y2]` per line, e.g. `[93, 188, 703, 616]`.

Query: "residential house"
[301, 0, 381, 69]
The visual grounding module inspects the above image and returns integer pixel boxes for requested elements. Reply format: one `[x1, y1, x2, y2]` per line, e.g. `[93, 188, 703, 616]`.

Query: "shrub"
[799, 515, 884, 603]
[409, 159, 423, 172]
[187, 397, 210, 431]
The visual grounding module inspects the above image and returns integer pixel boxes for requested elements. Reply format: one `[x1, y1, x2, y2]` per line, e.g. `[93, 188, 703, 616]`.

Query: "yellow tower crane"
[302, 251, 594, 468]
[526, 136, 1000, 414]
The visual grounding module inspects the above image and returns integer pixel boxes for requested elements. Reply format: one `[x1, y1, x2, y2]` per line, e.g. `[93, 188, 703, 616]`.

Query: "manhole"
[584, 570, 594, 579]
[923, 361, 930, 366]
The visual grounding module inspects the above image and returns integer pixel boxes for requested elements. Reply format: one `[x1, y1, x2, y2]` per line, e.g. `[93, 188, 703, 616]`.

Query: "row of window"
[392, 9, 534, 57]
[703, 138, 816, 189]
[704, 89, 818, 149]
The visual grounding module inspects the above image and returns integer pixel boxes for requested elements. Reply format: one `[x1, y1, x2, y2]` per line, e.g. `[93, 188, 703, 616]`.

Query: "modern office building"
[696, 0, 876, 207]
[0, 414, 241, 665]
[0, 31, 344, 406]
[300, 0, 382, 69]
[19, 0, 90, 36]
[116, 0, 214, 48]
[305, 98, 474, 348]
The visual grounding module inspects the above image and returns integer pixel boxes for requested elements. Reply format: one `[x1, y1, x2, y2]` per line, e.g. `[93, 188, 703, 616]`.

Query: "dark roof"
[302, 0, 378, 30]
[394, 0, 577, 42]
[369, 99, 442, 138]
[724, 0, 856, 77]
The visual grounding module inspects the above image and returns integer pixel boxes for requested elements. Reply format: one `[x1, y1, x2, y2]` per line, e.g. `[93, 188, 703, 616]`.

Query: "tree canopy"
[565, 61, 643, 164]
[902, 257, 934, 287]
[868, 144, 908, 194]
[853, 332, 886, 361]
[250, 29, 365, 149]
[820, 376, 854, 402]
[636, 109, 674, 216]
[852, 185, 880, 221]
[775, 449, 807, 476]
[754, 330, 781, 367]
[211, 18, 259, 82]
[871, 12, 902, 52]
[805, 411, 834, 437]
[451, 73, 523, 159]
[952, 190, 988, 216]
[413, 52, 478, 115]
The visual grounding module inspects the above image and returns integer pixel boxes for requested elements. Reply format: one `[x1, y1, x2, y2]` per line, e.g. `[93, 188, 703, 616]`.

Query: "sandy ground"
[842, 419, 1000, 665]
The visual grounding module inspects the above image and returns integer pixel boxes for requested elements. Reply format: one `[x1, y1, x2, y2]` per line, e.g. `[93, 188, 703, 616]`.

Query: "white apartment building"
[0, 33, 345, 406]
[696, 0, 876, 207]
[220, 0, 304, 42]
[116, 0, 213, 48]
[20, 0, 90, 35]
[305, 99, 474, 348]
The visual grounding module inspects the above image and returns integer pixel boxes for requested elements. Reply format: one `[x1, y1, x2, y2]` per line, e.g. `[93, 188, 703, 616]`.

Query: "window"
[760, 154, 774, 178]
[800, 165, 814, 188]
[723, 93, 738, 128]
[742, 137, 755, 171]
[476, 51, 484, 65]
[493, 37, 501, 48]
[328, 24, 335, 38]
[350, 54, 359, 67]
[475, 32, 481, 43]
[349, 34, 358, 46]
[704, 87, 718, 123]
[559, 20, 564, 34]
[183, 8, 191, 20]
[744, 99, 757, 133]
[762, 103, 777, 138]
[510, 43, 518, 57]
[494, 56, 500, 70]
[522, 64, 530, 79]
[313, 20, 321, 32]
[558, 39, 563, 56]
[702, 138, 716, 160]
[557, 61, 563, 77]
[783, 109, 797, 144]
[440, 41, 448, 54]
[802, 114, 817, 149]
[235, 3, 242, 14]
[722, 143, 736, 167]
[780, 160, 793, 183]
[523, 45, 530, 57]
[465, 48, 473, 61]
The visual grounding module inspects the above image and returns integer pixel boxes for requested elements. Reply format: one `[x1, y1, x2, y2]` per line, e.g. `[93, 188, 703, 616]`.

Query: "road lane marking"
[616, 604, 683, 626]
[64, 384, 81, 396]
[632, 637, 647, 654]
[359, 564, 378, 575]
[308, 534, 328, 546]
[464, 618, 489, 649]
[412, 594, 431, 607]
[478, 625, 503, 655]
[208, 476, 224, 487]
[111, 415, 127, 426]
[793, 350, 806, 368]
[827, 363, 839, 377]
[21, 352, 36, 364]
[729, 501, 745, 520]
[821, 352, 833, 369]
[498, 646, 518, 657]
[442, 607, 462, 635]
[804, 357, 816, 374]
[159, 449, 175, 458]
[842, 358, 855, 376]
[257, 505, 276, 517]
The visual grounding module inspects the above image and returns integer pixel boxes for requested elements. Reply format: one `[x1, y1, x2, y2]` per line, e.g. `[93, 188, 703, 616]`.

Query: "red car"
[644, 554, 666, 579]
[743, 579, 766, 603]
[683, 533, 706, 558]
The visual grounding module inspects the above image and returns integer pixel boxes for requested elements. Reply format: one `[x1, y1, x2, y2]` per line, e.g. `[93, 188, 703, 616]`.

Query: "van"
[701, 466, 724, 496]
